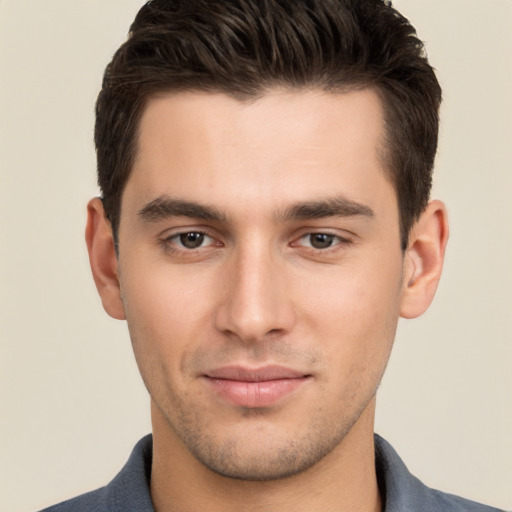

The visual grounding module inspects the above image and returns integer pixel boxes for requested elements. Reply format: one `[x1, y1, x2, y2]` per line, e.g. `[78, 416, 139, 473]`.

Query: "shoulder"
[374, 434, 506, 512]
[38, 487, 108, 512]
[36, 435, 154, 512]
[427, 488, 506, 512]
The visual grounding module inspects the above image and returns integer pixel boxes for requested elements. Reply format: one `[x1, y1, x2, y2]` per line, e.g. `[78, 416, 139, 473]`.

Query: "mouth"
[203, 365, 312, 408]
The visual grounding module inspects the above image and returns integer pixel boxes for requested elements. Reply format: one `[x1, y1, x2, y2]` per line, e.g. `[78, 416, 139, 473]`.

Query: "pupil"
[311, 234, 333, 249]
[180, 232, 204, 248]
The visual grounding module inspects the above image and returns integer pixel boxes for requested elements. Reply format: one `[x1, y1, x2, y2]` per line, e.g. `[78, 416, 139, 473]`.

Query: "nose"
[214, 244, 296, 343]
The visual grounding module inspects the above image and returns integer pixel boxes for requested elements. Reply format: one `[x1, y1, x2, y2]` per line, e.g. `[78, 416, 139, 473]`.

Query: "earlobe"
[400, 200, 449, 319]
[85, 198, 126, 320]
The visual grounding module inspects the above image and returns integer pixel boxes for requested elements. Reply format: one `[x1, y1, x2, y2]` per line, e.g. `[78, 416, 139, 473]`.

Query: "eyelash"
[294, 233, 352, 251]
[162, 231, 218, 251]
[159, 230, 353, 255]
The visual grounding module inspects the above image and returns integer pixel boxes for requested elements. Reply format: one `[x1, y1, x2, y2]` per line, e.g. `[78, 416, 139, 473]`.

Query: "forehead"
[125, 88, 394, 219]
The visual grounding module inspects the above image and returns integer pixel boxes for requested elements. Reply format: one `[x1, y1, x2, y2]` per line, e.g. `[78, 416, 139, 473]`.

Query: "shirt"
[39, 434, 505, 511]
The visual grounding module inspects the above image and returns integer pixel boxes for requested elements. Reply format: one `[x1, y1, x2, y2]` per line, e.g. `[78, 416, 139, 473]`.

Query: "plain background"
[1, 1, 511, 510]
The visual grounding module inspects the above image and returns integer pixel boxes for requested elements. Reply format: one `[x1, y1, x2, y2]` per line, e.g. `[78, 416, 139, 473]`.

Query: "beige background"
[1, 1, 511, 510]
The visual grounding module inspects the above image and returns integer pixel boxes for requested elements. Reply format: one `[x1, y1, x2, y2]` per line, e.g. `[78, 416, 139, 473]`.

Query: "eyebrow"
[138, 196, 227, 223]
[279, 197, 374, 221]
[137, 195, 374, 224]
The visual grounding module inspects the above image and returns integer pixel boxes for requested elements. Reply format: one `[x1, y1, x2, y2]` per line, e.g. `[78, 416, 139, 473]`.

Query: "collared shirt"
[40, 434, 505, 511]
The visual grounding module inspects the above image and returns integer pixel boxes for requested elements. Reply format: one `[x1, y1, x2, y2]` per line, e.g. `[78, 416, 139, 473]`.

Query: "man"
[40, 0, 504, 510]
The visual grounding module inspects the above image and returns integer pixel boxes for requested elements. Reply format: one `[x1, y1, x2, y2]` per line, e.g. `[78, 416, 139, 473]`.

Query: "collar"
[103, 434, 502, 511]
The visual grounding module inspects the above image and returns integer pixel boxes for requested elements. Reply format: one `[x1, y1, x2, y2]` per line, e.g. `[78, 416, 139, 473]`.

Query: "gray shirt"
[40, 434, 505, 511]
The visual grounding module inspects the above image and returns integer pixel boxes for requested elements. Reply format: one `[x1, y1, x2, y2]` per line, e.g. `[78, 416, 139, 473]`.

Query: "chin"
[176, 415, 356, 482]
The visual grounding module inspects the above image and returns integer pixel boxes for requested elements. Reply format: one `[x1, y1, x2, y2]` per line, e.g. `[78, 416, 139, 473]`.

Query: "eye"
[170, 231, 213, 249]
[307, 233, 335, 249]
[297, 233, 349, 250]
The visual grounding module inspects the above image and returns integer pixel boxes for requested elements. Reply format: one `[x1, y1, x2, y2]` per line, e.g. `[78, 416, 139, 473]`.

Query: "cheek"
[121, 257, 215, 329]
[299, 261, 402, 367]
[119, 262, 215, 380]
[304, 278, 400, 414]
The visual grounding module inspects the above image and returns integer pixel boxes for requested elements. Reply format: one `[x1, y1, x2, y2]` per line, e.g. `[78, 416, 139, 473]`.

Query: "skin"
[86, 88, 448, 512]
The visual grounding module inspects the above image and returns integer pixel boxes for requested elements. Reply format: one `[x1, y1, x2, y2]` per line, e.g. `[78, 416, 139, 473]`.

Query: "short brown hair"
[95, 0, 442, 250]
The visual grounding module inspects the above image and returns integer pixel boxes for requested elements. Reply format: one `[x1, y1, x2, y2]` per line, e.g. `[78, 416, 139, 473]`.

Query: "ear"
[85, 198, 126, 320]
[400, 200, 449, 319]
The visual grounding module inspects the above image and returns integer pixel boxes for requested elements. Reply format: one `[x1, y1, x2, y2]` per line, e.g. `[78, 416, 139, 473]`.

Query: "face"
[116, 89, 406, 480]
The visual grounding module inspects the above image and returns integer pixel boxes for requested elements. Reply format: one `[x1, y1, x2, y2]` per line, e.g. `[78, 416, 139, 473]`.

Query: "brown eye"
[293, 232, 351, 251]
[309, 233, 335, 249]
[179, 232, 206, 249]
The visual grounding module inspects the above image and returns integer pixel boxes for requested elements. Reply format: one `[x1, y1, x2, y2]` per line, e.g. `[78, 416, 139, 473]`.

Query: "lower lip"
[205, 377, 309, 408]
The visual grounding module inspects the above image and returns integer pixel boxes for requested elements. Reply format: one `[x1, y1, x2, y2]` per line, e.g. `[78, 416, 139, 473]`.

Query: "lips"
[203, 365, 311, 408]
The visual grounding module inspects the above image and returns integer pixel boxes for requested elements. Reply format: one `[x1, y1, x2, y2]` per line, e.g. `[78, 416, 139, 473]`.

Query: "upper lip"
[205, 365, 309, 382]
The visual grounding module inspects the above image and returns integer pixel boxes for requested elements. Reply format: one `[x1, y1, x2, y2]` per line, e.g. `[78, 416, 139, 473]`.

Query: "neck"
[150, 399, 382, 512]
